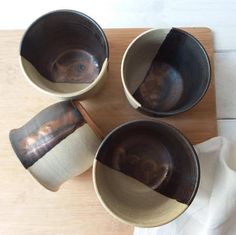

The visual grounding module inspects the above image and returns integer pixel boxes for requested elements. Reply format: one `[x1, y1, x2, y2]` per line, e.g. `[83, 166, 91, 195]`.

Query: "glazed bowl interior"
[121, 28, 211, 116]
[20, 10, 109, 96]
[93, 121, 200, 227]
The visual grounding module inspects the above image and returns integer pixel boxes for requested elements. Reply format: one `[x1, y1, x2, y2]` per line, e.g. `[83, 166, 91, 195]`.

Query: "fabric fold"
[134, 137, 236, 235]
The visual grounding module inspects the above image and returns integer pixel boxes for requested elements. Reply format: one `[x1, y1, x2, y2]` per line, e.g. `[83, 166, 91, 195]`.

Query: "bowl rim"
[121, 27, 211, 117]
[92, 120, 200, 227]
[19, 9, 109, 99]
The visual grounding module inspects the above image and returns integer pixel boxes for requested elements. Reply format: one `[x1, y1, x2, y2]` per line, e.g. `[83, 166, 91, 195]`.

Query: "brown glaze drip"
[50, 49, 100, 83]
[96, 121, 199, 205]
[9, 101, 85, 168]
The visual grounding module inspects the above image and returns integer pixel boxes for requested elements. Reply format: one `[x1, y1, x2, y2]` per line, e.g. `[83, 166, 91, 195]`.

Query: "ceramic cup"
[20, 10, 109, 100]
[93, 120, 200, 227]
[121, 28, 211, 117]
[9, 101, 103, 191]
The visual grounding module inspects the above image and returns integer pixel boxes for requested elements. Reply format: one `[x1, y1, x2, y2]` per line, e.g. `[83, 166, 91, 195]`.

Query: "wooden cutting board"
[80, 28, 217, 145]
[0, 28, 216, 235]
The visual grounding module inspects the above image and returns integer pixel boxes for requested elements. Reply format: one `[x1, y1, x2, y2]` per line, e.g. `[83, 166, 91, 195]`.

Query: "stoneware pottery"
[20, 10, 109, 100]
[93, 120, 200, 227]
[9, 101, 102, 191]
[121, 28, 211, 117]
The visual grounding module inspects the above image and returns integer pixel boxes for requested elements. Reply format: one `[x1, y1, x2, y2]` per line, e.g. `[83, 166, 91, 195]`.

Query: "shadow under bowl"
[20, 10, 109, 99]
[121, 28, 211, 117]
[93, 120, 200, 227]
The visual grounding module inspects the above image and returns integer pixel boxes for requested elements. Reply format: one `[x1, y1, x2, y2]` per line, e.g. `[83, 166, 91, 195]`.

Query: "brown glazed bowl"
[9, 101, 102, 191]
[93, 120, 200, 227]
[20, 10, 109, 100]
[121, 28, 211, 117]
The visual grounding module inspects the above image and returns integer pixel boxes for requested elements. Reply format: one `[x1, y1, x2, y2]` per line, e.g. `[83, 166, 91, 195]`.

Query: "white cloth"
[134, 137, 236, 235]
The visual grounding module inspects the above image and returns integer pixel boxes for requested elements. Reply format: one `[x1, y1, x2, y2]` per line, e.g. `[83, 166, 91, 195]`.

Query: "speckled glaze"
[9, 101, 102, 191]
[20, 10, 109, 99]
[93, 120, 200, 227]
[121, 28, 211, 117]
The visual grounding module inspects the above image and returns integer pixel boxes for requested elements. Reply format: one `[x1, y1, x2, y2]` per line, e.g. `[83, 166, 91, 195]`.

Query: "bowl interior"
[94, 121, 199, 227]
[20, 10, 108, 94]
[122, 28, 210, 116]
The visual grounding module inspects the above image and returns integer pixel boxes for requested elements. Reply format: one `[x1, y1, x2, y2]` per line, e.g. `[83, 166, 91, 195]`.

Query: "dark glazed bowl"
[9, 101, 102, 191]
[93, 120, 200, 227]
[20, 10, 109, 99]
[121, 28, 211, 117]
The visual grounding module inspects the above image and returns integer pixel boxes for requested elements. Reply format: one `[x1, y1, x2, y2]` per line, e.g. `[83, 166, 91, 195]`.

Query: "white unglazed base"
[20, 56, 108, 100]
[29, 124, 101, 191]
[93, 161, 187, 227]
[121, 28, 171, 110]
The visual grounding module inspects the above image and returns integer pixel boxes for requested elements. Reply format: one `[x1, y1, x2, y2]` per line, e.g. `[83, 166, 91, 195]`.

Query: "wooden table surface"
[80, 28, 217, 144]
[0, 28, 216, 235]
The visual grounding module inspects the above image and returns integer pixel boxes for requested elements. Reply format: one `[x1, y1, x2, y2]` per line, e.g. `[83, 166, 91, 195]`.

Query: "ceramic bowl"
[121, 28, 211, 117]
[20, 10, 109, 100]
[93, 120, 200, 227]
[9, 101, 102, 191]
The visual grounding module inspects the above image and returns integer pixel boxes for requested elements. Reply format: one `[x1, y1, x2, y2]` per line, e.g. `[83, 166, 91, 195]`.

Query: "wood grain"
[162, 0, 236, 51]
[218, 120, 236, 142]
[79, 28, 217, 145]
[1, 0, 235, 51]
[215, 52, 236, 118]
[0, 30, 132, 235]
[0, 28, 216, 235]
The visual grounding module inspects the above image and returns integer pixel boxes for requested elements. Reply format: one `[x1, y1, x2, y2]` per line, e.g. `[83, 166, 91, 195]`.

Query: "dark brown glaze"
[9, 101, 85, 168]
[96, 121, 200, 205]
[20, 10, 109, 83]
[110, 135, 173, 190]
[133, 28, 210, 116]
[50, 49, 99, 83]
[134, 61, 183, 112]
